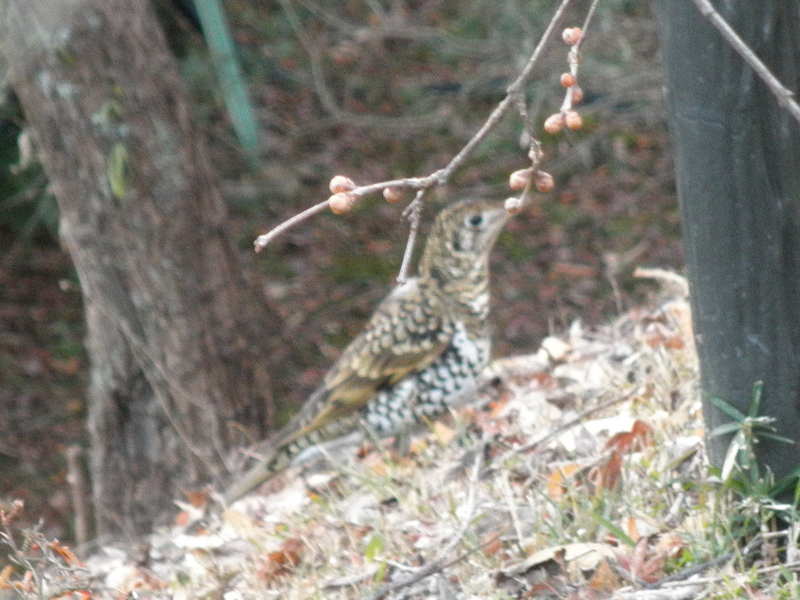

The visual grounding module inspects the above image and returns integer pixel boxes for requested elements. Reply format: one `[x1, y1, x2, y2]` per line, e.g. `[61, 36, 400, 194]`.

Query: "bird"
[224, 198, 512, 503]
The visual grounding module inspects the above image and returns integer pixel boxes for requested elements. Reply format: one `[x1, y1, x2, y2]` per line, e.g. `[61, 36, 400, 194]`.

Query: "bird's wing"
[277, 279, 453, 446]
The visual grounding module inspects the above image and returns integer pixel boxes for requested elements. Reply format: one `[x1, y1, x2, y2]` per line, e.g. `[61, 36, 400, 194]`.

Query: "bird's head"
[418, 199, 512, 284]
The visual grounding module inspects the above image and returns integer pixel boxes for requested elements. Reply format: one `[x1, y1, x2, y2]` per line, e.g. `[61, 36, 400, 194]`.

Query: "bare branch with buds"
[254, 0, 602, 282]
[543, 0, 602, 137]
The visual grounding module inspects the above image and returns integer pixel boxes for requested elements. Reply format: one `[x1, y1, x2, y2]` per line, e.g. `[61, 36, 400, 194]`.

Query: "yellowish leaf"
[433, 421, 456, 446]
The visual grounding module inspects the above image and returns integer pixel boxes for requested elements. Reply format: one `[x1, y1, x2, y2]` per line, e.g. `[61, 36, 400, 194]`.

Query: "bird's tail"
[222, 438, 302, 504]
[223, 387, 361, 504]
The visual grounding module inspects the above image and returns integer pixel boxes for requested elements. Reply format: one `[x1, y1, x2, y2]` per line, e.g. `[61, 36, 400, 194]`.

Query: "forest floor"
[10, 2, 776, 598]
[4, 285, 800, 599]
[0, 0, 684, 539]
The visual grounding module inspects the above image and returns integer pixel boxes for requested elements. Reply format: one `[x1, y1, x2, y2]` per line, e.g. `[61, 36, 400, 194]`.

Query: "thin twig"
[255, 0, 573, 250]
[500, 472, 525, 547]
[435, 0, 572, 185]
[361, 533, 503, 600]
[396, 192, 425, 283]
[276, 0, 442, 133]
[578, 0, 602, 45]
[788, 521, 800, 565]
[641, 560, 800, 591]
[498, 390, 635, 463]
[254, 199, 331, 251]
[351, 177, 427, 198]
[646, 536, 762, 589]
[361, 449, 485, 600]
[558, 0, 601, 115]
[691, 0, 800, 124]
[254, 178, 428, 251]
[640, 553, 735, 590]
[511, 91, 538, 143]
[633, 267, 690, 297]
[296, 0, 501, 59]
[65, 446, 90, 550]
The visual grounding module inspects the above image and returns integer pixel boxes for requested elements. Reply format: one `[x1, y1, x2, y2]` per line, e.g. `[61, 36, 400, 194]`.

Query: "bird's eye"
[468, 213, 483, 227]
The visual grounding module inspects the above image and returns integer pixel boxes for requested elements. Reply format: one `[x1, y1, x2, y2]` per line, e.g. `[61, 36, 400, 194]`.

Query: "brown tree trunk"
[2, 0, 276, 536]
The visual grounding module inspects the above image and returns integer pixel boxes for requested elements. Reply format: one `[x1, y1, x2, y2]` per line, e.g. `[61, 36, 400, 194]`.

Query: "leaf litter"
[5, 274, 800, 599]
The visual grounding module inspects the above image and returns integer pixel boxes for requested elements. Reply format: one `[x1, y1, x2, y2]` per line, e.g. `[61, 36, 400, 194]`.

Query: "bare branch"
[351, 177, 428, 198]
[549, 0, 601, 124]
[295, 0, 509, 59]
[276, 0, 443, 132]
[396, 192, 424, 283]
[255, 0, 574, 249]
[254, 199, 331, 251]
[254, 177, 428, 251]
[691, 0, 800, 124]
[499, 391, 634, 463]
[437, 0, 572, 183]
[578, 0, 603, 46]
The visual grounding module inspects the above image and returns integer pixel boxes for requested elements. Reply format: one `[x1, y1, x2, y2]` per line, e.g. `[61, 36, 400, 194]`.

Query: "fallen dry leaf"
[48, 540, 82, 567]
[616, 536, 666, 584]
[606, 419, 654, 453]
[588, 450, 622, 492]
[547, 463, 581, 500]
[259, 538, 305, 583]
[502, 542, 618, 592]
[588, 558, 620, 591]
[0, 565, 13, 590]
[433, 421, 456, 446]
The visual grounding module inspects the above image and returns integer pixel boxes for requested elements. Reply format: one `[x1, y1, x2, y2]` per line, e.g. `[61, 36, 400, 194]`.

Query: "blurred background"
[0, 0, 681, 538]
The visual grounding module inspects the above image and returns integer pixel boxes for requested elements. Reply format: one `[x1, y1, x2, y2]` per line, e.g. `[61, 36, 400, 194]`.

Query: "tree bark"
[2, 0, 276, 536]
[654, 1, 800, 481]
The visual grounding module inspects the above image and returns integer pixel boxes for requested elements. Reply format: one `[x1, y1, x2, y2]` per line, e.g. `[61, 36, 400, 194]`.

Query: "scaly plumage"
[225, 198, 511, 503]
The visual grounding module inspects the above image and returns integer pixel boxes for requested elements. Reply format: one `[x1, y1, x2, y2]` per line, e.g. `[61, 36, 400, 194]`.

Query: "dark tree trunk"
[654, 1, 800, 480]
[3, 0, 277, 536]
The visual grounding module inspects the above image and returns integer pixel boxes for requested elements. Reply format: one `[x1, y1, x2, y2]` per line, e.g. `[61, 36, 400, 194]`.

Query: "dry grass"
[5, 282, 799, 599]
